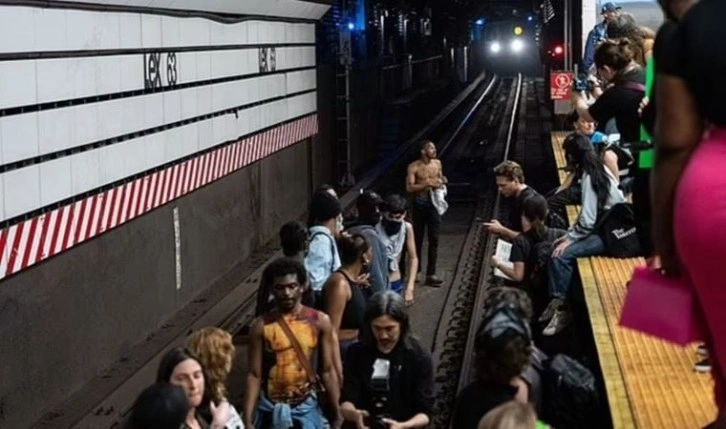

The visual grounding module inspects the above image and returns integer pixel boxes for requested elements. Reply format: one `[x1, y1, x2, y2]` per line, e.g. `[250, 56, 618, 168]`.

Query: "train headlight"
[490, 42, 501, 54]
[511, 39, 524, 53]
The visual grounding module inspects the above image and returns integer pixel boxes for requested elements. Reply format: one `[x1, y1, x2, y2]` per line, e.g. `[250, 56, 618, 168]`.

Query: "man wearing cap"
[305, 191, 344, 305]
[345, 191, 390, 295]
[582, 2, 622, 73]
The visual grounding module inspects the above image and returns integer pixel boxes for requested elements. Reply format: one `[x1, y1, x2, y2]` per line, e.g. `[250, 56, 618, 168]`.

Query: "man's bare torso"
[409, 159, 442, 199]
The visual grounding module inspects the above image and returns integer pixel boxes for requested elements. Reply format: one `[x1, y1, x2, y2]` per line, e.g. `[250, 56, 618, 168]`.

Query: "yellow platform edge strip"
[554, 133, 635, 427]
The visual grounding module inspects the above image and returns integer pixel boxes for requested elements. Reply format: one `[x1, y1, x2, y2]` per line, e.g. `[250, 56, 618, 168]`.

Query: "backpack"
[543, 354, 600, 428]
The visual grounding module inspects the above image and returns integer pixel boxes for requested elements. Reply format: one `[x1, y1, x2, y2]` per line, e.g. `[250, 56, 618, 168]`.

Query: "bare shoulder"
[316, 309, 332, 329]
[433, 159, 443, 169]
[405, 221, 414, 232]
[408, 159, 422, 171]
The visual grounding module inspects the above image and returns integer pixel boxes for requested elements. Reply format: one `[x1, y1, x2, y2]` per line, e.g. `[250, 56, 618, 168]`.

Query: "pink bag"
[619, 267, 705, 346]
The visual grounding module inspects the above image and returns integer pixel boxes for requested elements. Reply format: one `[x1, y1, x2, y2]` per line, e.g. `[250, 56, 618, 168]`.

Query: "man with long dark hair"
[340, 291, 434, 428]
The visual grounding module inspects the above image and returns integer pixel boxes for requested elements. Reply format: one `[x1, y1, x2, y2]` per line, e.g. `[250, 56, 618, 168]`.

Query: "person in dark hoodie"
[345, 190, 390, 295]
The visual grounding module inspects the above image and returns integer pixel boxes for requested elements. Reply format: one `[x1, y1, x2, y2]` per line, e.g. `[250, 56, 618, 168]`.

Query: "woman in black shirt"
[491, 194, 566, 287]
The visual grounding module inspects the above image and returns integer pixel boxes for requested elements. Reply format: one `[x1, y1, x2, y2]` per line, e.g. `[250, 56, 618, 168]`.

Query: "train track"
[430, 73, 524, 428]
[31, 70, 510, 429]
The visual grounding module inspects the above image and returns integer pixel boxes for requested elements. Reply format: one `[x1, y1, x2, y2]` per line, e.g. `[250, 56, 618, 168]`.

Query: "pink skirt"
[674, 127, 726, 416]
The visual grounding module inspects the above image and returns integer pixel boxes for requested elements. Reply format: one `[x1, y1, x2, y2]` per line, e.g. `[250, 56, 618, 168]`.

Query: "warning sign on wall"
[550, 71, 574, 100]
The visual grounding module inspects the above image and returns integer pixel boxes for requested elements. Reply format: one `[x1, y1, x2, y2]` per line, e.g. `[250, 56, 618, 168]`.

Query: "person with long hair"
[491, 194, 565, 286]
[654, 0, 726, 425]
[571, 39, 652, 264]
[156, 347, 230, 429]
[340, 292, 434, 428]
[478, 402, 541, 429]
[540, 134, 624, 336]
[186, 328, 244, 429]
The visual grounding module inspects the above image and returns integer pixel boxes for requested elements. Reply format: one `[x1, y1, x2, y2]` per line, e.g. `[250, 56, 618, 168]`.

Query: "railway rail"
[32, 72, 544, 429]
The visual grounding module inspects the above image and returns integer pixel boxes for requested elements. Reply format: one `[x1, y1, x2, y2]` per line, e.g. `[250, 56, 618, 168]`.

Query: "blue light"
[347, 22, 355, 30]
[528, 16, 533, 21]
[476, 19, 484, 26]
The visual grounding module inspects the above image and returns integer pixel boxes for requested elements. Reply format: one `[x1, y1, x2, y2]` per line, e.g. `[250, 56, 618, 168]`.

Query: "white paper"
[493, 239, 514, 280]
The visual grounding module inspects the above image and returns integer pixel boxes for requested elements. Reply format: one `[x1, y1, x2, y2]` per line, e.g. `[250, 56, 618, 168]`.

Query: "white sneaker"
[543, 308, 572, 336]
[538, 298, 564, 323]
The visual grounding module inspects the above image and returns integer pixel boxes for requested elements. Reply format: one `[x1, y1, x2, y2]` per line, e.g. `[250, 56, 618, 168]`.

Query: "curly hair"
[186, 327, 236, 403]
[475, 332, 532, 386]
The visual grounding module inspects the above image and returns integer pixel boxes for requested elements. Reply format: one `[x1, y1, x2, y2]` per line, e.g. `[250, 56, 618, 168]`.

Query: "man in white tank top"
[377, 195, 418, 306]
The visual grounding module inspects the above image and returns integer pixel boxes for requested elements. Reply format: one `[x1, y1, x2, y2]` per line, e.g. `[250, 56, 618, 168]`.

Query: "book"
[493, 239, 514, 280]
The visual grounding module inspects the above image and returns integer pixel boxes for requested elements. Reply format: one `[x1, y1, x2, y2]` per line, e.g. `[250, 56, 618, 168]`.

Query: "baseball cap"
[601, 2, 621, 13]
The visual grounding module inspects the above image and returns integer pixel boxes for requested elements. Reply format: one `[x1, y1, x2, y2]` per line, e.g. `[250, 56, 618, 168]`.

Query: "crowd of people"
[123, 0, 726, 427]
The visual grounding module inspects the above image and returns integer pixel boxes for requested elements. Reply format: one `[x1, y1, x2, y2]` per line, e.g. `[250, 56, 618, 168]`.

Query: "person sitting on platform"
[540, 134, 624, 336]
[485, 161, 540, 241]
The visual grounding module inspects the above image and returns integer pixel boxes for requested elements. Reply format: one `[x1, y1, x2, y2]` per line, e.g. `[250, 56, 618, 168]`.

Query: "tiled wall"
[0, 5, 318, 223]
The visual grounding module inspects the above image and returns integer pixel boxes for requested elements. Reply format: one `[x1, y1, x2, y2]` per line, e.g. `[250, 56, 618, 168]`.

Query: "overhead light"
[476, 18, 484, 25]
[490, 42, 501, 53]
[511, 39, 524, 53]
[347, 22, 355, 30]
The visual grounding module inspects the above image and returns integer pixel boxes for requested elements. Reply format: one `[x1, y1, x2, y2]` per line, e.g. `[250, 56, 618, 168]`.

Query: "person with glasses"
[243, 258, 342, 429]
[377, 194, 418, 306]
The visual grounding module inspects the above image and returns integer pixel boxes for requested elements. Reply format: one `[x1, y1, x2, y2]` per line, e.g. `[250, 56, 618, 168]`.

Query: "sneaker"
[543, 308, 572, 336]
[694, 358, 711, 373]
[697, 344, 709, 358]
[538, 298, 564, 323]
[425, 274, 444, 286]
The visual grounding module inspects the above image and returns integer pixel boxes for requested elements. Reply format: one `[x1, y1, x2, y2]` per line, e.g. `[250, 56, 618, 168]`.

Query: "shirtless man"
[406, 140, 445, 286]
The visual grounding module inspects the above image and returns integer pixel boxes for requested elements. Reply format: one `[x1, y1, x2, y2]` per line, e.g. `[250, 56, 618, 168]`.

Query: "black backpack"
[543, 354, 600, 428]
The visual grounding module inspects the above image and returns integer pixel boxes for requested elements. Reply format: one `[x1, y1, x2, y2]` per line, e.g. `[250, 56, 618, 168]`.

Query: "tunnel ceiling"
[428, 0, 540, 22]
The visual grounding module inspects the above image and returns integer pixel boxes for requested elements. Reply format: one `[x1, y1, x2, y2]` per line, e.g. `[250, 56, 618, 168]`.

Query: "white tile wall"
[141, 14, 163, 49]
[119, 13, 142, 49]
[1, 112, 39, 164]
[61, 0, 329, 20]
[0, 60, 37, 110]
[1, 44, 314, 111]
[70, 150, 100, 195]
[0, 7, 35, 53]
[39, 157, 72, 206]
[0, 175, 4, 220]
[0, 6, 318, 54]
[163, 91, 182, 124]
[96, 56, 122, 96]
[160, 16, 181, 49]
[38, 108, 73, 155]
[3, 164, 40, 220]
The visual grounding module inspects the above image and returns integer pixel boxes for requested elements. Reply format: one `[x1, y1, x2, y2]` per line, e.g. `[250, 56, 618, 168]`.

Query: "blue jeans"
[548, 234, 605, 299]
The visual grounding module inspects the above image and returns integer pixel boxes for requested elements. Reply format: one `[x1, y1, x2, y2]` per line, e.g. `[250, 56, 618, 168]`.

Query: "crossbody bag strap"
[276, 313, 325, 392]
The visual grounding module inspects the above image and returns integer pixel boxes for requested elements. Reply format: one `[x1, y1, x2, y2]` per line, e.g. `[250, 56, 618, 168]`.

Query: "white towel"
[430, 185, 448, 216]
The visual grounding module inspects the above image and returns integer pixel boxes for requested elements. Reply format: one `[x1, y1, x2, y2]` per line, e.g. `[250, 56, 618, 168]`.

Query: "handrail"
[381, 55, 443, 71]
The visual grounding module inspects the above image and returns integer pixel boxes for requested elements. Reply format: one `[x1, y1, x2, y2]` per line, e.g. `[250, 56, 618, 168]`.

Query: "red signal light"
[554, 45, 564, 55]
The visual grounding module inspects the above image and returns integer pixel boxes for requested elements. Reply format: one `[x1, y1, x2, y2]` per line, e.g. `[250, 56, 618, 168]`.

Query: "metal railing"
[380, 55, 443, 99]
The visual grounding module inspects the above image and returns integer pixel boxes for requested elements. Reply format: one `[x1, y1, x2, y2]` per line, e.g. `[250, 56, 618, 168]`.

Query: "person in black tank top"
[322, 234, 371, 376]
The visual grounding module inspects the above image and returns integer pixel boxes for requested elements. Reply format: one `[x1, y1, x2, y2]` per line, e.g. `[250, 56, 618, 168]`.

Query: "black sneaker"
[425, 274, 444, 286]
[694, 358, 711, 373]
